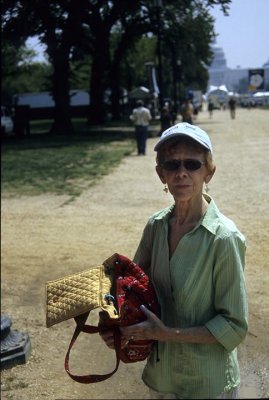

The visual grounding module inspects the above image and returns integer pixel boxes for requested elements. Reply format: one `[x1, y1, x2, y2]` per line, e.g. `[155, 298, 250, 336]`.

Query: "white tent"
[253, 91, 269, 105]
[253, 91, 269, 97]
[128, 86, 151, 100]
[206, 85, 228, 97]
[228, 91, 240, 98]
[206, 85, 229, 105]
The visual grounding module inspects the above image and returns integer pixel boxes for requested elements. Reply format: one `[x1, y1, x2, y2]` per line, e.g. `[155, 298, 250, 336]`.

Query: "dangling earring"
[205, 183, 209, 193]
[163, 185, 168, 193]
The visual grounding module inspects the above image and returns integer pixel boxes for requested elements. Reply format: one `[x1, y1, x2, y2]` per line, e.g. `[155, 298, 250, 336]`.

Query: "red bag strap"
[64, 312, 121, 384]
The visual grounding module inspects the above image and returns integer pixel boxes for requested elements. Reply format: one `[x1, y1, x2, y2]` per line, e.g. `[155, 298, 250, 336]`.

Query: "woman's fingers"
[140, 305, 160, 323]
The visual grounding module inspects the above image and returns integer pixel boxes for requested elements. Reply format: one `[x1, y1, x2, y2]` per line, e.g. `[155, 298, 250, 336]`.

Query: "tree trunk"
[88, 38, 110, 125]
[110, 64, 121, 120]
[88, 64, 106, 125]
[50, 51, 73, 135]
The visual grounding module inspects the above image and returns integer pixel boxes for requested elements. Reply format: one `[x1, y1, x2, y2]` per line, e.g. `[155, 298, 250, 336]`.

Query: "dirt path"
[1, 107, 269, 399]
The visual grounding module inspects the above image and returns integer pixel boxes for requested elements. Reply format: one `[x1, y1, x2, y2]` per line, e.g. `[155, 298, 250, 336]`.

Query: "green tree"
[150, 1, 218, 104]
[1, 42, 51, 105]
[109, 33, 157, 119]
[2, 0, 88, 134]
[2, 0, 231, 130]
[85, 0, 231, 119]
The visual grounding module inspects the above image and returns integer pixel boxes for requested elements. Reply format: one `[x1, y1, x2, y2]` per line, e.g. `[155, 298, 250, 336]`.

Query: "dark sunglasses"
[161, 159, 205, 172]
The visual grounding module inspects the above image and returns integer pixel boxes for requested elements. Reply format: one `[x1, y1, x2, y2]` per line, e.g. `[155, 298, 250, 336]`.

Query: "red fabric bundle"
[65, 253, 159, 383]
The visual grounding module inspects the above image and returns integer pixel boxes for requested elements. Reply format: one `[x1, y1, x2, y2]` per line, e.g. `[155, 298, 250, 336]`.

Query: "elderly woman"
[102, 122, 248, 399]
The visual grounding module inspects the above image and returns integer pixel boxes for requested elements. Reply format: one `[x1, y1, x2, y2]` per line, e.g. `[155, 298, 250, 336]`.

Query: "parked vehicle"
[1, 106, 14, 135]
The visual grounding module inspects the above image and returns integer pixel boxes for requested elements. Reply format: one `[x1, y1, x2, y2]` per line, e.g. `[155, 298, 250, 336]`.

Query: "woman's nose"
[175, 164, 188, 177]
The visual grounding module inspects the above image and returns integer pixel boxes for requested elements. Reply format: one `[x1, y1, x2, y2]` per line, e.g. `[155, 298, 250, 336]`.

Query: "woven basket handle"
[64, 312, 121, 384]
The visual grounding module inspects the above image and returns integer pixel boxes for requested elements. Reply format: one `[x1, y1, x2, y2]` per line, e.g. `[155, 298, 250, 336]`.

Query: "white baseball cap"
[154, 122, 213, 153]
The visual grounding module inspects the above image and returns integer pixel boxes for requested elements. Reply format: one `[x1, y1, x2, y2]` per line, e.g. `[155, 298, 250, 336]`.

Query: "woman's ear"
[205, 165, 216, 184]
[156, 165, 166, 184]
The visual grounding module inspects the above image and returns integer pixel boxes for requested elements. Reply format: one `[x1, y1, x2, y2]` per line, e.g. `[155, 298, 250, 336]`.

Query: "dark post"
[155, 0, 163, 109]
[175, 59, 182, 105]
[14, 106, 31, 137]
[1, 315, 31, 369]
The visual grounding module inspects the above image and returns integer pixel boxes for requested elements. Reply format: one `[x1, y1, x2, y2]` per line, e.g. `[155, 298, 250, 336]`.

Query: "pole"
[155, 0, 163, 109]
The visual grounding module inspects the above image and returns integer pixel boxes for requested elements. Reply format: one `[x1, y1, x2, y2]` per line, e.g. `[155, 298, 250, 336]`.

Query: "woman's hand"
[99, 329, 139, 350]
[120, 305, 167, 342]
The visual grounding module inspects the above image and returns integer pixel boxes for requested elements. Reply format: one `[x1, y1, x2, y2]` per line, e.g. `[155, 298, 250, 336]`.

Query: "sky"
[210, 0, 269, 69]
[27, 0, 269, 69]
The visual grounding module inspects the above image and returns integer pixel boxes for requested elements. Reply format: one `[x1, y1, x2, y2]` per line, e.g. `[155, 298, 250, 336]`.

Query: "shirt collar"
[154, 193, 221, 236]
[200, 193, 221, 235]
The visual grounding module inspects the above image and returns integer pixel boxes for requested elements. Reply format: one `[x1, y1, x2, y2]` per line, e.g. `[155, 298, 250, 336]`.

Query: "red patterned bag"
[64, 253, 159, 384]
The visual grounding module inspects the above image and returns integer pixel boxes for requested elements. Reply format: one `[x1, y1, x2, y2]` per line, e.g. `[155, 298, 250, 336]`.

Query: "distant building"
[207, 43, 269, 93]
[207, 44, 228, 88]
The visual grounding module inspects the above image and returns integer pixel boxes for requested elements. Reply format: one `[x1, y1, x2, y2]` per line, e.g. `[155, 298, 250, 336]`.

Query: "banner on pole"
[151, 65, 160, 95]
[248, 69, 264, 91]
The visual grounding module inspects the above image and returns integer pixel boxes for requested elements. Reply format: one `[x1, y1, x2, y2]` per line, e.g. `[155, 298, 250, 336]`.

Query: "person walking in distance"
[208, 99, 214, 119]
[228, 97, 237, 119]
[130, 100, 152, 155]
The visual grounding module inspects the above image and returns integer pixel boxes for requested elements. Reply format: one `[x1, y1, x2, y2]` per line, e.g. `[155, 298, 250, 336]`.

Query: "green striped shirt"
[133, 194, 248, 399]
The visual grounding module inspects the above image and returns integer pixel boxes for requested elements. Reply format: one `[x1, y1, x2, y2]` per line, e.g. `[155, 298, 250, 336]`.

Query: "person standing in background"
[130, 100, 152, 155]
[159, 105, 173, 136]
[180, 99, 194, 124]
[170, 101, 178, 125]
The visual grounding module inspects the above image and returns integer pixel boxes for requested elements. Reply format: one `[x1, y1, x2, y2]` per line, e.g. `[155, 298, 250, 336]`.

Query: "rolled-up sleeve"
[205, 231, 248, 351]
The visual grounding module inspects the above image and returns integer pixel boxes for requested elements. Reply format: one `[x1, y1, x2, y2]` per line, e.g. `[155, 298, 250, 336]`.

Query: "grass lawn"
[1, 119, 136, 199]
